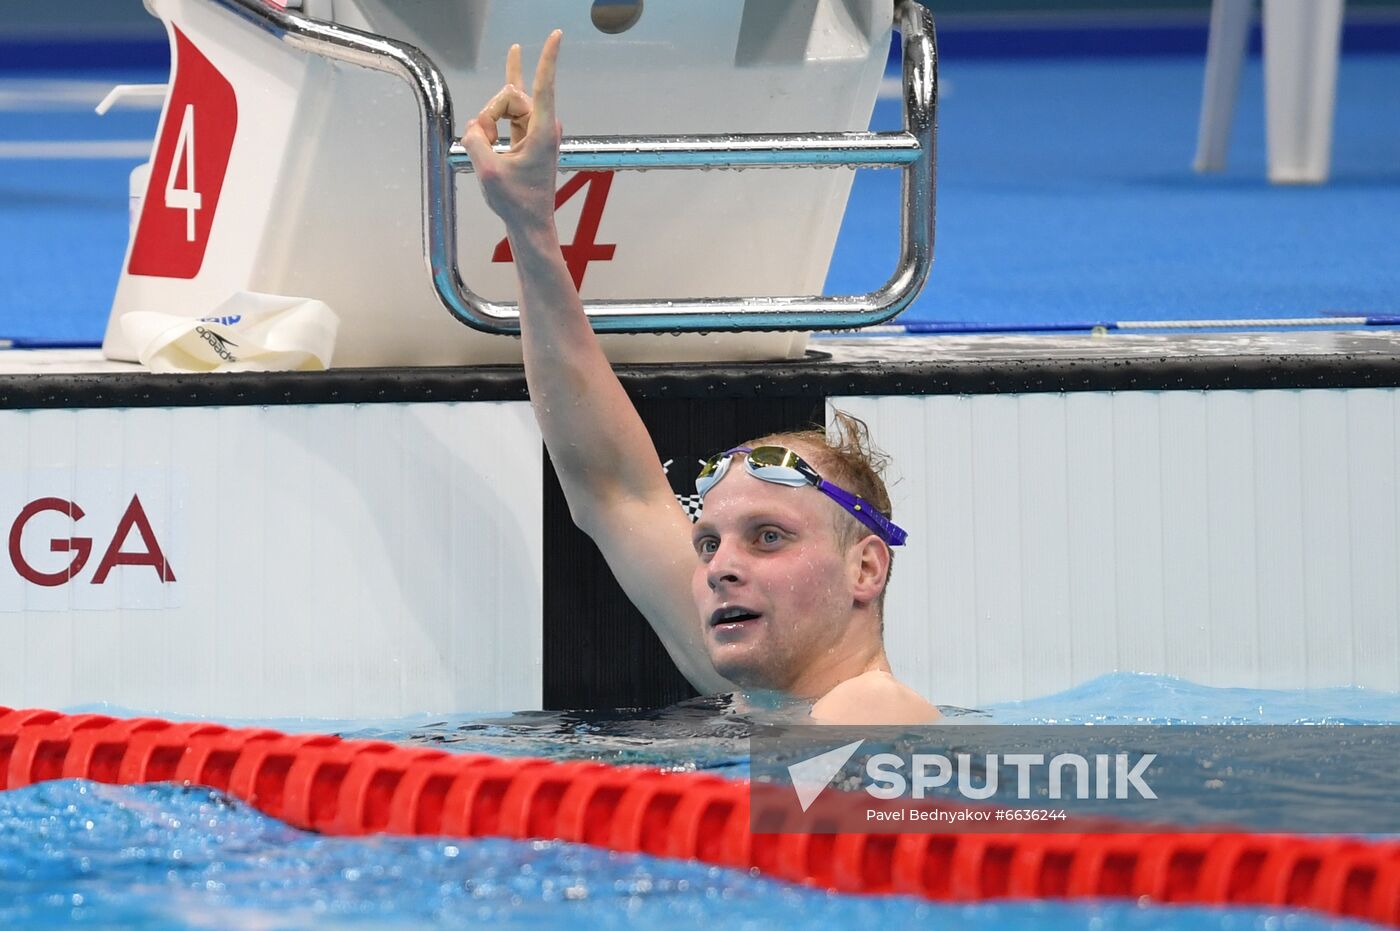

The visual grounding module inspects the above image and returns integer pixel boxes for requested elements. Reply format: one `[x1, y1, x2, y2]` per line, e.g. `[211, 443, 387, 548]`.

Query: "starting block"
[103, 0, 937, 367]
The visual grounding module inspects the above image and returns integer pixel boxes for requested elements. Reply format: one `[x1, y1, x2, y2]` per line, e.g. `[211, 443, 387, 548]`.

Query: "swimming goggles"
[694, 446, 908, 546]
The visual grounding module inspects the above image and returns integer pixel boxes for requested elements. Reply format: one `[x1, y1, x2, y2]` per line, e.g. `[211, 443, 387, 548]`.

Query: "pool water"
[5, 673, 1398, 930]
[274, 670, 1400, 768]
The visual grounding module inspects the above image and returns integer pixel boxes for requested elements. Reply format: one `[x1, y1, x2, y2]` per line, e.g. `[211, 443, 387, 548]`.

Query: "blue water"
[8, 673, 1398, 929]
[6, 779, 1380, 931]
[984, 672, 1400, 725]
[1, 780, 930, 929]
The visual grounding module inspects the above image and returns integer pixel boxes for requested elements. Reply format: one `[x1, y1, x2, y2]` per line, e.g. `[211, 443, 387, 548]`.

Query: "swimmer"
[463, 32, 939, 725]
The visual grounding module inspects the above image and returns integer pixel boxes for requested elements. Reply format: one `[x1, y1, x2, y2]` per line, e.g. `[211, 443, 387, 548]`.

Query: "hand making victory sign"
[459, 32, 937, 723]
[460, 31, 735, 696]
[461, 30, 563, 232]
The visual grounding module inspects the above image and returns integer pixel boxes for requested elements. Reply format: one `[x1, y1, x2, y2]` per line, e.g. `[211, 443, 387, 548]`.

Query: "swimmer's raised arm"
[463, 34, 731, 695]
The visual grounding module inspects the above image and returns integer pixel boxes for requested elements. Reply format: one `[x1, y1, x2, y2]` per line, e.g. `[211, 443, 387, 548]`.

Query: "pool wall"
[2, 330, 1399, 716]
[0, 393, 544, 718]
[845, 385, 1400, 706]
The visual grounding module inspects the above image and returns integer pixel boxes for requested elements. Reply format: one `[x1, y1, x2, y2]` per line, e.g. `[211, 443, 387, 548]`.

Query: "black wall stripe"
[7, 338, 1400, 412]
[542, 396, 824, 711]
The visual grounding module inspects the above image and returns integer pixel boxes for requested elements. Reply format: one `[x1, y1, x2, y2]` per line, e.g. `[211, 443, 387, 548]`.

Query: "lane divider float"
[1, 707, 1396, 926]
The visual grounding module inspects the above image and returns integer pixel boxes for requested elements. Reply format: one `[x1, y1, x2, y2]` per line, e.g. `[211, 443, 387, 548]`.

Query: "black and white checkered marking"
[675, 492, 705, 523]
[663, 457, 705, 523]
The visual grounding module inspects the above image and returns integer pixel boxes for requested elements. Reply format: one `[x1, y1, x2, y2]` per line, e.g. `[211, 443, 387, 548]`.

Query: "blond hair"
[744, 410, 897, 614]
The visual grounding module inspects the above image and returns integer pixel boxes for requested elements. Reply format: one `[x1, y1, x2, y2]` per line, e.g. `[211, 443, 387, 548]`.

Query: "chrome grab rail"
[215, 0, 938, 334]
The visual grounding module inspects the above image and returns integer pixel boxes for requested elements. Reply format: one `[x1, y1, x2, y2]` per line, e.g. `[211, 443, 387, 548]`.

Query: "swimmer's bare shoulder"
[809, 671, 941, 725]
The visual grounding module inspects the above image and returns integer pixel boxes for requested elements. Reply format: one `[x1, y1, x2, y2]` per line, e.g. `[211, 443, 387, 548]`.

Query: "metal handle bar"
[216, 0, 938, 334]
[448, 133, 923, 172]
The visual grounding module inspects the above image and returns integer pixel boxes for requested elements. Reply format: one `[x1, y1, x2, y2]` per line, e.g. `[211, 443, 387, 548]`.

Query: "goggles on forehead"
[694, 446, 908, 546]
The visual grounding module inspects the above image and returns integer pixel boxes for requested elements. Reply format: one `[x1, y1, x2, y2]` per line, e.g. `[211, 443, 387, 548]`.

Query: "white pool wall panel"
[0, 402, 543, 719]
[6, 335, 1400, 715]
[837, 389, 1400, 706]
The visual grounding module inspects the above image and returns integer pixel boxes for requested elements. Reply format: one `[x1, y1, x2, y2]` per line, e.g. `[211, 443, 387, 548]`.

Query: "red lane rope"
[2, 707, 1397, 926]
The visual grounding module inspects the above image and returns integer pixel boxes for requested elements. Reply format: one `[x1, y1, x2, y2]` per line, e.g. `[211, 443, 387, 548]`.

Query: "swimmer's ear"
[851, 535, 890, 606]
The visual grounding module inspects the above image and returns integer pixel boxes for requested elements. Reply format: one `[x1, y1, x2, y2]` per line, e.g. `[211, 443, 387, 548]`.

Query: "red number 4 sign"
[128, 28, 238, 280]
[492, 171, 616, 290]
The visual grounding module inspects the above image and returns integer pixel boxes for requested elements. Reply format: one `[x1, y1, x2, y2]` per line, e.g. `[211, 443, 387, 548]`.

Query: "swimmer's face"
[689, 453, 868, 694]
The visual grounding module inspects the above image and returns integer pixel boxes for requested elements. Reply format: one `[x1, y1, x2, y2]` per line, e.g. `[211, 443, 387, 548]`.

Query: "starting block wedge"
[103, 0, 937, 366]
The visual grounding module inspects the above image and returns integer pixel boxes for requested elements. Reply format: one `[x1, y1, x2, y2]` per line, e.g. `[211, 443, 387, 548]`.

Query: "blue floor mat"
[0, 71, 163, 345]
[1, 55, 1398, 344]
[830, 53, 1400, 329]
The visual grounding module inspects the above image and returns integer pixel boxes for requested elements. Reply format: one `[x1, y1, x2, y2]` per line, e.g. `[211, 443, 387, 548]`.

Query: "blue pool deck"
[1, 44, 1398, 346]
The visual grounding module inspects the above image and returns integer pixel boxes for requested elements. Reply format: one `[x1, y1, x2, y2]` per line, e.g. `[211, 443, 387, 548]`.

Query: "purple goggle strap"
[814, 480, 909, 547]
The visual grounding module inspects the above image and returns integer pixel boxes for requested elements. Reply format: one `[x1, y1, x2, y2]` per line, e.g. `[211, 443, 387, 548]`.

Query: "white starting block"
[103, 0, 937, 367]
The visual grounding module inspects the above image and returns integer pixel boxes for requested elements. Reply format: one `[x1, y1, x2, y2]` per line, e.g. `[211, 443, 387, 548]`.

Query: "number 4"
[164, 104, 202, 242]
[493, 171, 616, 290]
